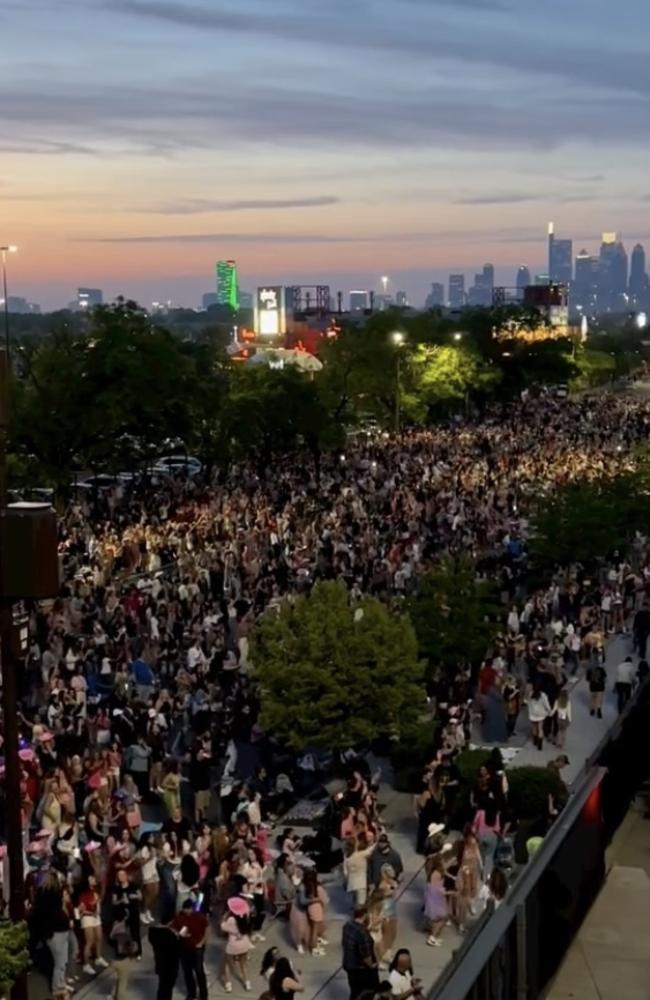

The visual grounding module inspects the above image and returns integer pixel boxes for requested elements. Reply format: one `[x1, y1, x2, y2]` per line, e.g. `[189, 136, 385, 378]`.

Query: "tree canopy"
[252, 580, 424, 750]
[408, 557, 501, 675]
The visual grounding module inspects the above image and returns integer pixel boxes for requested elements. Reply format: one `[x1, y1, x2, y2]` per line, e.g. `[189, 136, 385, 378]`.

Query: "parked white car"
[152, 455, 203, 479]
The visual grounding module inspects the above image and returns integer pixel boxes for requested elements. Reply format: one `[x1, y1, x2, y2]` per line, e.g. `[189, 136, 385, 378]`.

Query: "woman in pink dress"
[220, 896, 253, 993]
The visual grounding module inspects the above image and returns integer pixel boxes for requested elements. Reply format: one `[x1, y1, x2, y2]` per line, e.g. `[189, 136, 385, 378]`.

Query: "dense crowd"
[2, 391, 650, 1000]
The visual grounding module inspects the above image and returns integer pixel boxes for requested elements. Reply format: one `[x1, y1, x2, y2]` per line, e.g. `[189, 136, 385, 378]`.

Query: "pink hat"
[19, 749, 34, 762]
[226, 896, 250, 917]
[84, 841, 102, 854]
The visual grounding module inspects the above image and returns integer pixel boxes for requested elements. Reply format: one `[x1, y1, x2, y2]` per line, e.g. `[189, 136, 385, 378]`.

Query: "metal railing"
[426, 676, 650, 1000]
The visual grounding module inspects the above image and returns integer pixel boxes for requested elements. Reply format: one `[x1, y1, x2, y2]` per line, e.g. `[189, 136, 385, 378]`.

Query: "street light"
[453, 331, 463, 342]
[1, 245, 17, 357]
[391, 331, 405, 433]
[381, 275, 390, 296]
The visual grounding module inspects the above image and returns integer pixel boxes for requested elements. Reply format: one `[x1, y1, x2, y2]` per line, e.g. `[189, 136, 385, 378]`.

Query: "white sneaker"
[83, 964, 97, 976]
[224, 982, 232, 993]
[426, 936, 442, 947]
[317, 937, 329, 946]
[95, 956, 109, 969]
[245, 981, 252, 992]
[297, 944, 305, 955]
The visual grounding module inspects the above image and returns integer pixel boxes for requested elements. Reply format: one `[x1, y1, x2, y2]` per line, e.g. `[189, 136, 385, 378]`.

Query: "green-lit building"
[216, 259, 239, 310]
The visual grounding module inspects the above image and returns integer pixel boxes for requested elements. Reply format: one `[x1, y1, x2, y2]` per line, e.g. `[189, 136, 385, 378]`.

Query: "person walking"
[269, 956, 304, 1000]
[587, 660, 607, 718]
[341, 906, 379, 1000]
[344, 834, 375, 907]
[148, 922, 181, 1000]
[220, 895, 253, 992]
[525, 681, 552, 750]
[553, 689, 572, 748]
[615, 656, 635, 712]
[171, 898, 209, 1000]
[423, 861, 447, 947]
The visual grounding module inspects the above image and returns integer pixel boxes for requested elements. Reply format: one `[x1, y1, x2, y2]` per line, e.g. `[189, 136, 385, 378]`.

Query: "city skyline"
[3, 0, 650, 307]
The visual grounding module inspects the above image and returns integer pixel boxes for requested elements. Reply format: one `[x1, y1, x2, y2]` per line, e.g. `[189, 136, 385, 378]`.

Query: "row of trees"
[8, 298, 645, 494]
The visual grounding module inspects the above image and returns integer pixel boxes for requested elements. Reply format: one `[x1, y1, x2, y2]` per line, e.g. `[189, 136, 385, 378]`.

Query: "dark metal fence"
[427, 679, 650, 1000]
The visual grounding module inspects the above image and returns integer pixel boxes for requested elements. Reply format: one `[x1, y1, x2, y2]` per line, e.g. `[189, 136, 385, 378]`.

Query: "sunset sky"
[2, 0, 650, 308]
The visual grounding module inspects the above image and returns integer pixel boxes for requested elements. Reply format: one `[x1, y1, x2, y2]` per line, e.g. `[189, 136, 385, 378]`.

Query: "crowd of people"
[2, 390, 650, 1000]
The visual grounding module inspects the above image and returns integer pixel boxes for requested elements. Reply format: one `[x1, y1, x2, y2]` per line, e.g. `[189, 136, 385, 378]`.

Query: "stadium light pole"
[1, 246, 17, 357]
[391, 331, 405, 434]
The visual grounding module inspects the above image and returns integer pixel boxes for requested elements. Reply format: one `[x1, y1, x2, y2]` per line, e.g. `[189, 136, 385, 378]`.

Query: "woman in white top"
[138, 833, 160, 924]
[388, 949, 422, 1000]
[553, 690, 572, 749]
[343, 833, 375, 906]
[525, 682, 552, 751]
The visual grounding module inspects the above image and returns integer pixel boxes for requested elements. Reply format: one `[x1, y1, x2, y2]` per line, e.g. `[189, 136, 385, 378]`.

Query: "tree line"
[8, 298, 645, 494]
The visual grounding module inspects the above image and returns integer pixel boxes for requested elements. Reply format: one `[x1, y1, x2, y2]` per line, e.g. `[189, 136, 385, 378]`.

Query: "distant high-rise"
[349, 290, 369, 311]
[599, 233, 628, 312]
[629, 243, 648, 304]
[425, 282, 445, 308]
[547, 223, 573, 285]
[202, 292, 219, 309]
[395, 290, 408, 307]
[468, 263, 494, 307]
[448, 274, 466, 308]
[77, 287, 103, 310]
[573, 250, 599, 314]
[6, 296, 36, 314]
[516, 266, 531, 294]
[216, 260, 239, 310]
[239, 290, 253, 309]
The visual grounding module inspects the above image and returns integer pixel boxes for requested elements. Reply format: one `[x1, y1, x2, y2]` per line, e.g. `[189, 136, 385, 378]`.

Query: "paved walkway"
[548, 802, 650, 1000]
[29, 635, 635, 1000]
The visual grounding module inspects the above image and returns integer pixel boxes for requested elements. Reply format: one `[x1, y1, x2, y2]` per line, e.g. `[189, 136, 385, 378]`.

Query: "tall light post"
[0, 242, 58, 1000]
[391, 330, 405, 433]
[381, 275, 389, 297]
[1, 246, 17, 357]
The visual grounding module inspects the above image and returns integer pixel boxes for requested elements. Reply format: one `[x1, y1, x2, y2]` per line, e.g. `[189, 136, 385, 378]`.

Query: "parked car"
[152, 455, 203, 479]
[75, 474, 120, 492]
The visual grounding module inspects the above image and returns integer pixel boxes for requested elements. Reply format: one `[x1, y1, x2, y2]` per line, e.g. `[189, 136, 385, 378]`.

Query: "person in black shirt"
[148, 923, 181, 1000]
[191, 733, 213, 823]
[341, 907, 378, 1000]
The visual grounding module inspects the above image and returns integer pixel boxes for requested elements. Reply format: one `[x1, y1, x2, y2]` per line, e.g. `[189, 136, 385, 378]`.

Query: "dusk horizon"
[3, 0, 650, 308]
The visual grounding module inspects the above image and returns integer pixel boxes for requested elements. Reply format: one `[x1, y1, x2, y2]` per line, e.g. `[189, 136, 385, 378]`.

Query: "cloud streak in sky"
[148, 195, 341, 215]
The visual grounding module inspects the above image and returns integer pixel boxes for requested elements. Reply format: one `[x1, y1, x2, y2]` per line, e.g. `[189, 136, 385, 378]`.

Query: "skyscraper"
[573, 250, 599, 315]
[516, 266, 531, 295]
[467, 264, 494, 307]
[548, 223, 573, 285]
[629, 243, 648, 304]
[216, 260, 239, 310]
[349, 290, 369, 311]
[395, 291, 408, 307]
[448, 274, 465, 308]
[425, 283, 445, 308]
[77, 287, 103, 309]
[599, 233, 628, 312]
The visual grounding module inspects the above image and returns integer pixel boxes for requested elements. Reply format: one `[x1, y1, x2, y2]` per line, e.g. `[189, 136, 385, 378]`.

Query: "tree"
[529, 465, 650, 571]
[11, 301, 195, 492]
[403, 343, 500, 422]
[408, 557, 501, 676]
[252, 580, 424, 750]
[0, 921, 29, 997]
[222, 366, 341, 476]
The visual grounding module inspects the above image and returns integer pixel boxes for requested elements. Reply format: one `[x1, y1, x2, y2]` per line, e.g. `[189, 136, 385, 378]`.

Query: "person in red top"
[171, 899, 209, 1000]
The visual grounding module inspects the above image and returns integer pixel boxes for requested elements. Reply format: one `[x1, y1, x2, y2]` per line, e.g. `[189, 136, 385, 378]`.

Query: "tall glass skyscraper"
[216, 260, 239, 310]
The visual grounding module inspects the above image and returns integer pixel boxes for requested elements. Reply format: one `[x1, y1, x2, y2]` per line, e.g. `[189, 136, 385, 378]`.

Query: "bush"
[455, 747, 503, 785]
[390, 719, 438, 792]
[507, 765, 568, 820]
